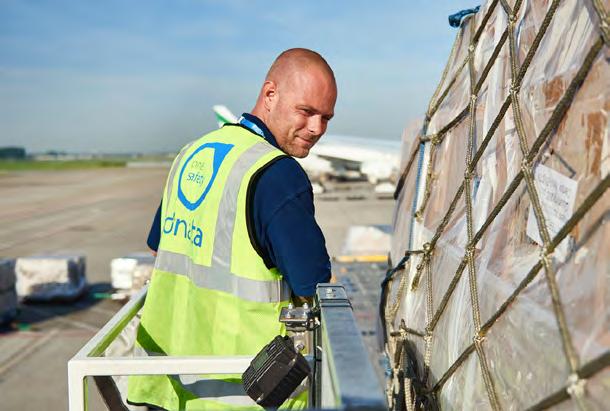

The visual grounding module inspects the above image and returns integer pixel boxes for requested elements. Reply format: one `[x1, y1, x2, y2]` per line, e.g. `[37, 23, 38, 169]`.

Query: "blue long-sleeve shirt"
[147, 113, 331, 296]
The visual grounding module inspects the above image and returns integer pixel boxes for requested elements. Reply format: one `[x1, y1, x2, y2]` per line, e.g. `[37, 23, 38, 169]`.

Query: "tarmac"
[0, 167, 394, 410]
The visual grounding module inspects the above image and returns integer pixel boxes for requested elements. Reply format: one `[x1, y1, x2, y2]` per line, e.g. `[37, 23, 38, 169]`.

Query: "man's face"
[265, 69, 337, 158]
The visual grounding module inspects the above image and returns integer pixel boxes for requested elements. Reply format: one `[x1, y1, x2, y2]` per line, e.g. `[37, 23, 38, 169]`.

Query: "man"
[128, 48, 337, 410]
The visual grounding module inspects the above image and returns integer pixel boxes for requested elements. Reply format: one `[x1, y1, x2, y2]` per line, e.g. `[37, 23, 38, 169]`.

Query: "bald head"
[252, 48, 337, 158]
[265, 48, 336, 88]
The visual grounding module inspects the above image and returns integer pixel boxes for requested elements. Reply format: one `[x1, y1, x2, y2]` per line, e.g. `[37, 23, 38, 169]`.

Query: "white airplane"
[213, 106, 401, 193]
[212, 105, 238, 128]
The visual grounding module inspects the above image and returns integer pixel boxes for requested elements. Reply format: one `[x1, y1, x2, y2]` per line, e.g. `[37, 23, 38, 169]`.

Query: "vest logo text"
[178, 142, 234, 211]
[163, 212, 203, 247]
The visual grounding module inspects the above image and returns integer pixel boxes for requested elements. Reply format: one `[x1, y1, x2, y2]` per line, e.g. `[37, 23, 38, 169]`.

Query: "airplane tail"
[212, 105, 238, 128]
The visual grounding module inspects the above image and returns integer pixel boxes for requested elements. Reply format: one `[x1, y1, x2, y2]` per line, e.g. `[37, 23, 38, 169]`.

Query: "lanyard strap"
[238, 116, 265, 138]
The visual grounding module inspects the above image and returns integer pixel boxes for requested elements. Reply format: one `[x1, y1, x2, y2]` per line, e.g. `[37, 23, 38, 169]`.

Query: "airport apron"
[128, 125, 308, 410]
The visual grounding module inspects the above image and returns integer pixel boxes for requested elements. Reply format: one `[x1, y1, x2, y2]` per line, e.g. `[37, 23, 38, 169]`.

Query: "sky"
[0, 0, 478, 153]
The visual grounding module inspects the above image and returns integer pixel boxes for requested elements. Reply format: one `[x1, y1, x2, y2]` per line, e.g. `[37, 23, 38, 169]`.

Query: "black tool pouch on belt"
[242, 335, 310, 408]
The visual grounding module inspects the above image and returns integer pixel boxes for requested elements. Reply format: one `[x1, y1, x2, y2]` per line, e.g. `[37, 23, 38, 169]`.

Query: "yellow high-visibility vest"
[128, 125, 307, 410]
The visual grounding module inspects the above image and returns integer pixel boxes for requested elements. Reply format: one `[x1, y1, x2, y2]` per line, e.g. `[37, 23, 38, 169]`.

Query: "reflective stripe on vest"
[133, 342, 307, 406]
[156, 250, 291, 303]
[173, 374, 308, 405]
[173, 375, 257, 407]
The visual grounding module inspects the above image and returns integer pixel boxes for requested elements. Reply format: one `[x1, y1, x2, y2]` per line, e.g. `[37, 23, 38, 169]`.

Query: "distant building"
[0, 147, 26, 160]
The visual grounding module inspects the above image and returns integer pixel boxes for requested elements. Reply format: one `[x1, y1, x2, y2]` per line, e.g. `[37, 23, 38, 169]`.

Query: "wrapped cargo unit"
[110, 253, 154, 298]
[383, 1, 609, 410]
[0, 258, 17, 325]
[15, 255, 86, 302]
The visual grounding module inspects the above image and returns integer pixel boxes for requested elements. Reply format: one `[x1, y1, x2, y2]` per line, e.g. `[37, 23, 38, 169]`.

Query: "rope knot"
[508, 14, 517, 24]
[470, 94, 478, 103]
[414, 210, 423, 222]
[566, 373, 586, 398]
[468, 44, 475, 53]
[464, 170, 472, 181]
[473, 332, 486, 344]
[398, 327, 408, 339]
[411, 263, 425, 290]
[389, 329, 403, 338]
[424, 332, 433, 344]
[520, 158, 532, 172]
[423, 242, 432, 253]
[510, 82, 521, 95]
[466, 245, 476, 259]
[410, 278, 420, 291]
[430, 133, 442, 146]
[539, 246, 553, 267]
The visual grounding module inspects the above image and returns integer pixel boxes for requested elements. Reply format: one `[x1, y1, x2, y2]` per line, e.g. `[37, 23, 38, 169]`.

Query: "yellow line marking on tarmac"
[333, 255, 387, 263]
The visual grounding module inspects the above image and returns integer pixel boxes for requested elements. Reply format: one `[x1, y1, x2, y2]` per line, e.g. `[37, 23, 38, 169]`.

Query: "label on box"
[526, 164, 578, 260]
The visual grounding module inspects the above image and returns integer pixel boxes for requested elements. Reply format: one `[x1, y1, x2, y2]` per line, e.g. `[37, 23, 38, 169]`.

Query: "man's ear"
[262, 80, 277, 111]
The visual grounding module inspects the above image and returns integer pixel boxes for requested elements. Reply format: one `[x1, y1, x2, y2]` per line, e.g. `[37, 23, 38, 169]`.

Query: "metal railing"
[67, 283, 386, 410]
[313, 284, 386, 410]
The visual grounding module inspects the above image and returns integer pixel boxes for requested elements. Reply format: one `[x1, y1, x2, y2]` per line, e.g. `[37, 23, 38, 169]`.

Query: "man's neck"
[250, 107, 269, 126]
[241, 113, 279, 150]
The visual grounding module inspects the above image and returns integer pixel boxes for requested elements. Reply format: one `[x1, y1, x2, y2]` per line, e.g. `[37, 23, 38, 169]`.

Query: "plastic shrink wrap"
[0, 258, 17, 324]
[383, 1, 609, 409]
[110, 253, 154, 296]
[15, 255, 86, 301]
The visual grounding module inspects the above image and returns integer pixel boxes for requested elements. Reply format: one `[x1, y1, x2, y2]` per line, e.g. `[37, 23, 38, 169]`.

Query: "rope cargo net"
[383, 0, 609, 409]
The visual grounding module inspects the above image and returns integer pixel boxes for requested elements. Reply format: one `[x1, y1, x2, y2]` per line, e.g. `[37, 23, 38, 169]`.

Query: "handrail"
[314, 284, 387, 410]
[75, 285, 147, 358]
[68, 283, 387, 410]
[67, 285, 253, 411]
